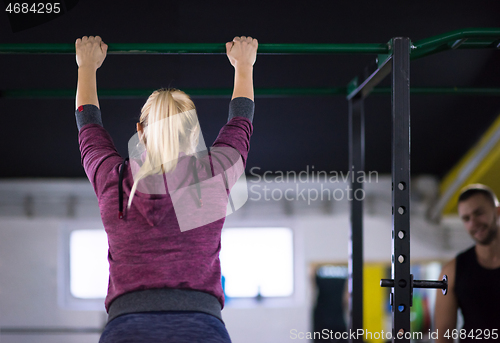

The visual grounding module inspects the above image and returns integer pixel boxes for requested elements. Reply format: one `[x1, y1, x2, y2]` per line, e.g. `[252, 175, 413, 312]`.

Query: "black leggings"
[99, 311, 232, 343]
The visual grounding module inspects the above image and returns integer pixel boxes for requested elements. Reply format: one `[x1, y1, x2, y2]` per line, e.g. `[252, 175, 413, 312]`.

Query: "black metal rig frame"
[347, 37, 447, 343]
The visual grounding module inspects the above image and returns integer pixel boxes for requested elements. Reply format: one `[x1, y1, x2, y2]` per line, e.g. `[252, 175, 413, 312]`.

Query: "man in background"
[435, 184, 500, 342]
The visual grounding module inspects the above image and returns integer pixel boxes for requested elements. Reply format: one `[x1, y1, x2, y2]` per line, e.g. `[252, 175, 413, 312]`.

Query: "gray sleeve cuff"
[228, 97, 254, 123]
[75, 104, 103, 131]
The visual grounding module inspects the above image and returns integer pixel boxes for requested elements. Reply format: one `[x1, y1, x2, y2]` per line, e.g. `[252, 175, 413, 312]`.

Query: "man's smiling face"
[458, 193, 500, 246]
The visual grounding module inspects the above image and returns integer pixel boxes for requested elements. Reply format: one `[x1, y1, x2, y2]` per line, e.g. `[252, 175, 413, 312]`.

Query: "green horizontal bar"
[377, 87, 500, 95]
[1, 28, 499, 56]
[412, 27, 500, 59]
[0, 28, 497, 58]
[0, 43, 389, 55]
[2, 87, 500, 99]
[0, 88, 341, 97]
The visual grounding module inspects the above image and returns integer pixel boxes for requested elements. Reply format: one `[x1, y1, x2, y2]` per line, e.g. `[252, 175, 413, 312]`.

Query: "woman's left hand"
[75, 36, 108, 70]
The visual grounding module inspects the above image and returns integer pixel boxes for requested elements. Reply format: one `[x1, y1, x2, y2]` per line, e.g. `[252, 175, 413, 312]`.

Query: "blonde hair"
[128, 88, 200, 209]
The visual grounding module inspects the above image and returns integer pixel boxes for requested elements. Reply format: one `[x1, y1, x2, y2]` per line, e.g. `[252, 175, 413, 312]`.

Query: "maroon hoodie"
[76, 99, 253, 313]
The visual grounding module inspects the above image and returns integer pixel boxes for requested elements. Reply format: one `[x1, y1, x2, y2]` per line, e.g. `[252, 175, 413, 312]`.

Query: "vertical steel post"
[348, 96, 364, 343]
[390, 37, 411, 342]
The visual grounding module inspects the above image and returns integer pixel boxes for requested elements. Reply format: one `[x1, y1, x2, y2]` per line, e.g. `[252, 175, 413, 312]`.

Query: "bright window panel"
[69, 227, 294, 299]
[70, 230, 108, 299]
[220, 227, 294, 297]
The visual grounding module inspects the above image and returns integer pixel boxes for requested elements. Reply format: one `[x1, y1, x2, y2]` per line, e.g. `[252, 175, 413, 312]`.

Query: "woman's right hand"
[75, 36, 108, 70]
[226, 36, 258, 69]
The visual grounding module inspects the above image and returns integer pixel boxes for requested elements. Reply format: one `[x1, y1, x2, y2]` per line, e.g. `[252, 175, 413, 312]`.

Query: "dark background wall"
[1, 0, 499, 177]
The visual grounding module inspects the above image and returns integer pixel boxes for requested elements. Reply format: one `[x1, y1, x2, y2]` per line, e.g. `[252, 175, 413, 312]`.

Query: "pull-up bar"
[1, 28, 499, 59]
[2, 87, 500, 99]
[0, 42, 388, 55]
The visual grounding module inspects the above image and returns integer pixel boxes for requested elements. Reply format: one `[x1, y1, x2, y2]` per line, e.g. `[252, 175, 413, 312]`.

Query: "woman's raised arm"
[226, 36, 258, 101]
[75, 36, 108, 109]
